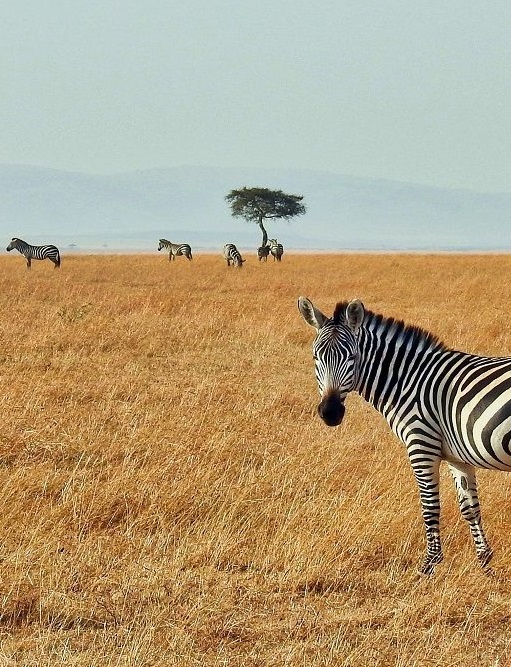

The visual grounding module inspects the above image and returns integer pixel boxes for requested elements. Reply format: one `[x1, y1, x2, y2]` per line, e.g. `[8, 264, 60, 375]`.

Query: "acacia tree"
[225, 187, 306, 247]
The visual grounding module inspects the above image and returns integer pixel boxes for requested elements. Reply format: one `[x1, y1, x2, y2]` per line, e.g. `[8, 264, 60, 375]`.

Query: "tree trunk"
[258, 220, 268, 247]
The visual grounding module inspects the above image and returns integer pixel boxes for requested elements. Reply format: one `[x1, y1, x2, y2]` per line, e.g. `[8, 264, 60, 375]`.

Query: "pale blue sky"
[2, 1, 510, 191]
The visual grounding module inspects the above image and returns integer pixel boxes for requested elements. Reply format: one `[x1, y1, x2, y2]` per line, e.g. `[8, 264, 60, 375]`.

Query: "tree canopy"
[225, 187, 306, 246]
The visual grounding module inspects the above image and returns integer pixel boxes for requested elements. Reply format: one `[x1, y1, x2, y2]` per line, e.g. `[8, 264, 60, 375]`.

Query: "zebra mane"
[332, 301, 447, 351]
[332, 302, 347, 325]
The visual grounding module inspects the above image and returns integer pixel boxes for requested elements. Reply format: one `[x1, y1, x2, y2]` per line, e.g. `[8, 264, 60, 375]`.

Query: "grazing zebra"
[6, 237, 60, 269]
[223, 243, 245, 268]
[157, 239, 193, 261]
[298, 296, 511, 575]
[257, 245, 270, 262]
[268, 239, 284, 262]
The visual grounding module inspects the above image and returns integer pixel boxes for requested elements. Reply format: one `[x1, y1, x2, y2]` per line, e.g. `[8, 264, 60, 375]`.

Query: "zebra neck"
[354, 313, 445, 416]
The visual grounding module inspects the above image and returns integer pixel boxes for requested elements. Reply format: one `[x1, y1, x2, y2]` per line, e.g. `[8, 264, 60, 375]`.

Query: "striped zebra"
[158, 239, 193, 261]
[268, 239, 283, 262]
[298, 296, 511, 575]
[6, 237, 60, 269]
[223, 243, 245, 268]
[257, 245, 270, 262]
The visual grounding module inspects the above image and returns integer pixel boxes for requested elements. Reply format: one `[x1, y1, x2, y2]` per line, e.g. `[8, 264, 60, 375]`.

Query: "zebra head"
[298, 297, 365, 427]
[6, 238, 18, 252]
[157, 239, 167, 252]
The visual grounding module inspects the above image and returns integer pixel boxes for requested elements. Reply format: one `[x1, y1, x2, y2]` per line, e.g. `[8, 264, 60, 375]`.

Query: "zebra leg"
[26, 257, 31, 269]
[447, 462, 493, 570]
[410, 456, 443, 574]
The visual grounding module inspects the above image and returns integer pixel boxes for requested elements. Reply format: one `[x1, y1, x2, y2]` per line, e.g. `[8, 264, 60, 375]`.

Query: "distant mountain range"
[1, 164, 510, 251]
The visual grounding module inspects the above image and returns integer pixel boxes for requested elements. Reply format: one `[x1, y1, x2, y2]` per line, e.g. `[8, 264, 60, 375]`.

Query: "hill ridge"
[1, 164, 510, 251]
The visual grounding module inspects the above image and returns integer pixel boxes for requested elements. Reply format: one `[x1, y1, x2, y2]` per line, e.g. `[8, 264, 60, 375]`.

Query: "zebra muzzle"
[318, 391, 345, 427]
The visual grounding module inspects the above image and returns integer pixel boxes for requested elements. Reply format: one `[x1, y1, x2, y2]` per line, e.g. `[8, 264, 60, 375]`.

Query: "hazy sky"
[2, 1, 511, 191]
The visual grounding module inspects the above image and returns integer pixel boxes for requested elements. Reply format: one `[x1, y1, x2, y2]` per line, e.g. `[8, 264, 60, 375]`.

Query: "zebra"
[157, 239, 193, 261]
[298, 296, 511, 575]
[268, 239, 283, 262]
[223, 243, 245, 268]
[257, 245, 270, 262]
[6, 237, 60, 269]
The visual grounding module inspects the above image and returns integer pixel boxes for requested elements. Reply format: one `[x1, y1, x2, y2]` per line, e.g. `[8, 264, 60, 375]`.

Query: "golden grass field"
[1, 251, 511, 666]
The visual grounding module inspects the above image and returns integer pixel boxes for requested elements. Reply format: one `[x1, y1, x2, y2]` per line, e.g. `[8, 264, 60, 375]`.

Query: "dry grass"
[0, 252, 511, 665]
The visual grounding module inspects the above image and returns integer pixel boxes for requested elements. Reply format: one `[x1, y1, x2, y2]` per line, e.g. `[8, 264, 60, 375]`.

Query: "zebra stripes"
[158, 239, 193, 261]
[298, 296, 511, 574]
[223, 243, 245, 268]
[268, 239, 283, 262]
[257, 245, 270, 262]
[6, 238, 60, 269]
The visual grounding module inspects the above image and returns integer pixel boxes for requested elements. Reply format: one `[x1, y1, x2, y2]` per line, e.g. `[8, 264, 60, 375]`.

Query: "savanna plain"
[1, 252, 511, 666]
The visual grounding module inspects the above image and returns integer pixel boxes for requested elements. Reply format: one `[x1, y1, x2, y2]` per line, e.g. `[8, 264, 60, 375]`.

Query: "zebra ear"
[298, 297, 328, 330]
[346, 299, 365, 333]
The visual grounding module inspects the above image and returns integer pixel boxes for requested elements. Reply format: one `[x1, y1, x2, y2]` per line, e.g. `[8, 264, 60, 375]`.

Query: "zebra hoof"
[478, 548, 494, 569]
[419, 553, 443, 576]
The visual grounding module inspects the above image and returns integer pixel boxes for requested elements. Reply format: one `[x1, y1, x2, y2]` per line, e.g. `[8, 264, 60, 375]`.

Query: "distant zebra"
[298, 296, 511, 575]
[268, 239, 284, 262]
[223, 243, 245, 268]
[6, 237, 60, 269]
[257, 245, 270, 262]
[158, 239, 193, 261]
